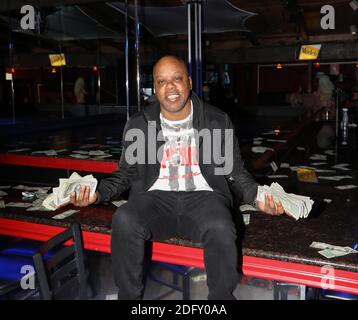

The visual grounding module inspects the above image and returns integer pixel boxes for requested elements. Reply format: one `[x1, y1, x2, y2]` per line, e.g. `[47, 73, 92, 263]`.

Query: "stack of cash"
[257, 182, 314, 220]
[43, 172, 97, 211]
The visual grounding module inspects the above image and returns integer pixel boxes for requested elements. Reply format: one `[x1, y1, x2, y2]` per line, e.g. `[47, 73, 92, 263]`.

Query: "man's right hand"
[69, 185, 97, 207]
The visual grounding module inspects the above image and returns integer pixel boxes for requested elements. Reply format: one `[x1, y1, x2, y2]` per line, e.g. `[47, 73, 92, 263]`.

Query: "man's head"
[153, 55, 192, 120]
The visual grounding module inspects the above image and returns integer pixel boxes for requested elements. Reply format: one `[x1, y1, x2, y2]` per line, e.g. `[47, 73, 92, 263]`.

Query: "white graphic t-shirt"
[148, 102, 213, 192]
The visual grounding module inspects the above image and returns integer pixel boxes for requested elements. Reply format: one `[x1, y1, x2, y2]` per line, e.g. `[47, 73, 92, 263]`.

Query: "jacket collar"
[143, 91, 205, 132]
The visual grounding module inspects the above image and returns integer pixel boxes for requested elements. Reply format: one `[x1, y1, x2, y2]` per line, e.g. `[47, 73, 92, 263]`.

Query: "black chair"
[32, 223, 89, 300]
[0, 254, 36, 300]
[318, 289, 358, 300]
[146, 261, 200, 300]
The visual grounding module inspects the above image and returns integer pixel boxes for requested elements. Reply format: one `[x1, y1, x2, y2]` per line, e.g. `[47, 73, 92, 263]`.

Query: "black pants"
[110, 190, 239, 300]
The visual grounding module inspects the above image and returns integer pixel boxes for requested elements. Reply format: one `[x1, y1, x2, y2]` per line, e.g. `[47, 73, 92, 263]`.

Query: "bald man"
[70, 56, 285, 300]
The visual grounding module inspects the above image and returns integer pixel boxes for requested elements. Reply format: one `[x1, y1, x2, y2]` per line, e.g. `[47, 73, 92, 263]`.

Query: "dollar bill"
[267, 175, 289, 179]
[92, 154, 113, 160]
[324, 150, 335, 155]
[55, 149, 68, 153]
[89, 150, 109, 156]
[69, 153, 89, 159]
[78, 144, 99, 149]
[335, 185, 358, 190]
[318, 175, 352, 181]
[26, 206, 52, 212]
[318, 249, 350, 259]
[6, 202, 33, 208]
[52, 209, 79, 220]
[112, 200, 128, 208]
[251, 146, 274, 153]
[310, 162, 328, 166]
[13, 185, 51, 191]
[332, 164, 350, 171]
[270, 161, 278, 172]
[106, 140, 121, 145]
[266, 139, 286, 143]
[310, 242, 358, 254]
[31, 149, 58, 156]
[239, 204, 259, 212]
[309, 154, 327, 161]
[8, 148, 32, 152]
[242, 214, 250, 225]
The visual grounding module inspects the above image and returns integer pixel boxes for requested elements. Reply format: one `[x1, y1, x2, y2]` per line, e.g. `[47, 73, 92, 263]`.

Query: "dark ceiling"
[0, 0, 357, 63]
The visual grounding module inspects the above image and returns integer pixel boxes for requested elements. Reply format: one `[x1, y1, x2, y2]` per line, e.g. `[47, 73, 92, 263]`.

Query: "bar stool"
[0, 224, 94, 300]
[1, 239, 56, 259]
[273, 281, 306, 300]
[146, 261, 199, 300]
[0, 254, 37, 300]
[319, 289, 358, 300]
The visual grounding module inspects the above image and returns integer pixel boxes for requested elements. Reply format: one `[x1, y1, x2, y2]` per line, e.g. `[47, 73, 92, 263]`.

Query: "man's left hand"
[256, 193, 285, 216]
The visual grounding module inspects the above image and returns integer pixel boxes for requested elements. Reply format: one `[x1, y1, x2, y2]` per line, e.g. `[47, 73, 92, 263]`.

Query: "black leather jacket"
[96, 92, 259, 207]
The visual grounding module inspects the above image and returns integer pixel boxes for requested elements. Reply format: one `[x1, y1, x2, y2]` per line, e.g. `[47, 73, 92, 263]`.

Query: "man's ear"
[189, 76, 192, 90]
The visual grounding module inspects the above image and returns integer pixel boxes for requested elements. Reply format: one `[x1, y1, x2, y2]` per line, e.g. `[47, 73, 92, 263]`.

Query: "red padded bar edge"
[0, 218, 357, 295]
[243, 256, 358, 295]
[0, 153, 118, 173]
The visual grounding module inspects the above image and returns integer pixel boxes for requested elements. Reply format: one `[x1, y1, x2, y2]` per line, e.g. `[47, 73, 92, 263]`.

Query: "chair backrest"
[32, 223, 88, 300]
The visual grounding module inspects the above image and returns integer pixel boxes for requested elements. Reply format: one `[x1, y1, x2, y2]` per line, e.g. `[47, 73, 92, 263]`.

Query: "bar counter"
[0, 120, 357, 294]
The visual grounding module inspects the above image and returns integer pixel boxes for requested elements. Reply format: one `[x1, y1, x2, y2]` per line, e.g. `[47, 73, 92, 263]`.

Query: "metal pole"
[59, 8, 65, 119]
[307, 62, 312, 94]
[134, 0, 141, 112]
[257, 65, 260, 94]
[194, 3, 199, 94]
[59, 46, 64, 119]
[10, 71, 15, 123]
[125, 0, 130, 120]
[97, 66, 101, 114]
[198, 1, 202, 98]
[97, 22, 101, 114]
[8, 0, 15, 124]
[115, 62, 119, 105]
[335, 88, 340, 138]
[187, 3, 192, 78]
